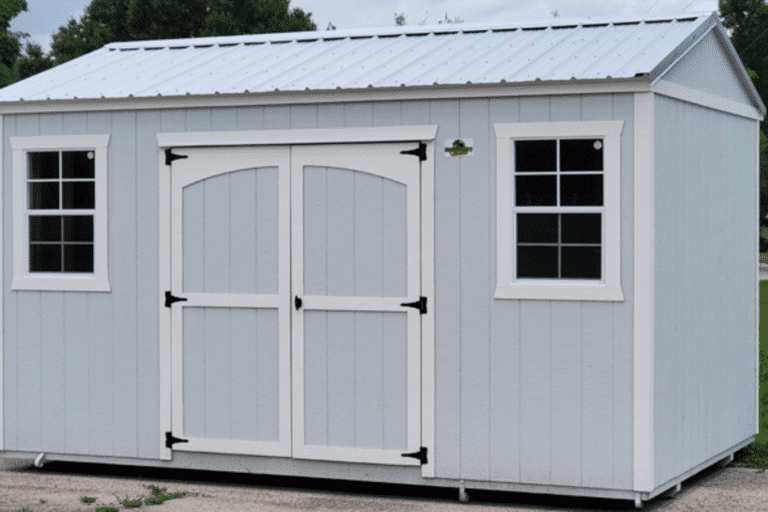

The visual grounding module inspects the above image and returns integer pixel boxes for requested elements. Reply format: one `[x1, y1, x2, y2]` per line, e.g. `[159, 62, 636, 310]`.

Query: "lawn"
[733, 280, 768, 469]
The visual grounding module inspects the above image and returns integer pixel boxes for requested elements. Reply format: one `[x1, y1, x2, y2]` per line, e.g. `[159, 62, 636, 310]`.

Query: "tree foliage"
[720, 1, 768, 231]
[719, 0, 768, 127]
[51, 0, 316, 64]
[0, 0, 27, 86]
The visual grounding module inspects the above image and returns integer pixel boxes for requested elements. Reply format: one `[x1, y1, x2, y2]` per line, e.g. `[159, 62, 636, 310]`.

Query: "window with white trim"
[494, 122, 624, 301]
[11, 135, 110, 292]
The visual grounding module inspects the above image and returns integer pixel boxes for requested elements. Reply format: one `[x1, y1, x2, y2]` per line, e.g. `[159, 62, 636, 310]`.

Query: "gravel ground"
[0, 457, 767, 512]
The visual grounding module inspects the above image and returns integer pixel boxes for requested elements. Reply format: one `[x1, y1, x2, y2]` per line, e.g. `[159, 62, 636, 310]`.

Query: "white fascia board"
[0, 80, 651, 115]
[651, 16, 765, 118]
[653, 80, 762, 120]
[157, 125, 438, 148]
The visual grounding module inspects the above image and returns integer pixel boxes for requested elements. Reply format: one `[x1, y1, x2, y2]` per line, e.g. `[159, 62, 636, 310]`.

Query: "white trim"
[10, 134, 110, 292]
[290, 143, 422, 466]
[633, 92, 655, 491]
[158, 147, 172, 460]
[653, 80, 762, 120]
[0, 114, 4, 451]
[0, 80, 652, 115]
[420, 141, 436, 478]
[157, 126, 438, 148]
[757, 120, 761, 436]
[493, 121, 624, 302]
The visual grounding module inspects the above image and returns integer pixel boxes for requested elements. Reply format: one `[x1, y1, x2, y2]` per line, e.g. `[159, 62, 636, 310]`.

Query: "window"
[494, 122, 623, 301]
[11, 135, 110, 291]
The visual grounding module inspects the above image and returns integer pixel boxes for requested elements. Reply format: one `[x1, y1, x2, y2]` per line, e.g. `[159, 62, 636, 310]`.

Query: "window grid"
[513, 138, 604, 281]
[26, 150, 96, 274]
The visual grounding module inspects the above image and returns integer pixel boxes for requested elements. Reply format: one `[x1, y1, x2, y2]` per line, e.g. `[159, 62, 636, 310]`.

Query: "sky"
[10, 0, 719, 53]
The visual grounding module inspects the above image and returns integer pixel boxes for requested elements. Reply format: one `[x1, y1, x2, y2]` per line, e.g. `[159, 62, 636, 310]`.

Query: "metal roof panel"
[0, 12, 735, 102]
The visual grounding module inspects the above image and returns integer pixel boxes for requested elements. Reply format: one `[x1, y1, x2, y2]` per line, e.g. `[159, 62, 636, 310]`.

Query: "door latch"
[295, 296, 303, 310]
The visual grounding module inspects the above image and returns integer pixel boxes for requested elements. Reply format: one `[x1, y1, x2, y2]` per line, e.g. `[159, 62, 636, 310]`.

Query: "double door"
[167, 143, 423, 465]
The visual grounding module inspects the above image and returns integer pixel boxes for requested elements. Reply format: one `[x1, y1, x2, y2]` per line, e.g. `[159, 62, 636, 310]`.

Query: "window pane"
[62, 151, 95, 179]
[560, 174, 603, 206]
[29, 216, 61, 242]
[64, 244, 94, 273]
[517, 246, 558, 278]
[515, 140, 556, 172]
[561, 213, 601, 244]
[28, 182, 59, 209]
[517, 213, 558, 243]
[63, 215, 93, 242]
[560, 139, 603, 171]
[28, 152, 59, 179]
[30, 244, 62, 272]
[515, 175, 556, 206]
[62, 181, 95, 209]
[561, 246, 601, 279]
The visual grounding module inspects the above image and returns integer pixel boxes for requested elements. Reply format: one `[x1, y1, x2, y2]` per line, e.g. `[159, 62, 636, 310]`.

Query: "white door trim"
[157, 125, 438, 149]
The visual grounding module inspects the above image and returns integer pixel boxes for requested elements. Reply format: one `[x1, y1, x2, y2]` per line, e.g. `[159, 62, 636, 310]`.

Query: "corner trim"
[633, 92, 655, 491]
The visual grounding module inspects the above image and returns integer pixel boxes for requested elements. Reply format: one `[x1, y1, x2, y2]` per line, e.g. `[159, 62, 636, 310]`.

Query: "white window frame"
[11, 134, 110, 292]
[494, 121, 624, 301]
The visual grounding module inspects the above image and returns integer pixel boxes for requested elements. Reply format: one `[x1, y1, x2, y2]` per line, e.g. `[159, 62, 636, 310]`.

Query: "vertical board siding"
[182, 307, 279, 442]
[183, 168, 279, 295]
[5, 95, 635, 491]
[303, 311, 408, 450]
[653, 96, 758, 487]
[458, 98, 491, 481]
[431, 99, 462, 479]
[488, 97, 521, 483]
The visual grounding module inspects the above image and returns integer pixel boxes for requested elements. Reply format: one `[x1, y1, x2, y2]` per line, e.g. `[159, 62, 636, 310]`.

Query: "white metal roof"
[0, 12, 752, 105]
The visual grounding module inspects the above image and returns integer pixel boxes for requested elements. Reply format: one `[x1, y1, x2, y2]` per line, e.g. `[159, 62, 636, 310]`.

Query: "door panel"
[170, 146, 290, 456]
[182, 307, 279, 442]
[291, 144, 421, 465]
[303, 166, 407, 297]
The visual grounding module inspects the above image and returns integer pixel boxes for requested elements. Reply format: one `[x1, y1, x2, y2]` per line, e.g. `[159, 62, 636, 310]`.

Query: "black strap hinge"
[400, 142, 427, 161]
[401, 446, 428, 464]
[400, 296, 427, 315]
[165, 148, 188, 166]
[165, 291, 188, 308]
[165, 431, 188, 448]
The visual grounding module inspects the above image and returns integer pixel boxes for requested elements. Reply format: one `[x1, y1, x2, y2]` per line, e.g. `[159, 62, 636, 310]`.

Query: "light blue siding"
[3, 93, 635, 490]
[182, 168, 279, 295]
[663, 31, 754, 107]
[653, 95, 758, 487]
[182, 307, 279, 442]
[303, 311, 408, 450]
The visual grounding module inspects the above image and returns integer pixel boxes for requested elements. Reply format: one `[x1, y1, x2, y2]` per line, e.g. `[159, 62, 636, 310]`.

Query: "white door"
[168, 146, 291, 456]
[291, 144, 423, 465]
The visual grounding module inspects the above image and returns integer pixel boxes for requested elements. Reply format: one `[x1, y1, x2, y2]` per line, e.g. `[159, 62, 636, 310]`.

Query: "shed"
[0, 11, 763, 508]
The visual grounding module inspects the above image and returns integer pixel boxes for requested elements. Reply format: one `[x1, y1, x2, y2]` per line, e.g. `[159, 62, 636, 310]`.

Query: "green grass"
[734, 281, 768, 470]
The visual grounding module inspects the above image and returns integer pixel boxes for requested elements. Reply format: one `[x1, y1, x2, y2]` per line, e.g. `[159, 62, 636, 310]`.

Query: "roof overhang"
[0, 77, 652, 115]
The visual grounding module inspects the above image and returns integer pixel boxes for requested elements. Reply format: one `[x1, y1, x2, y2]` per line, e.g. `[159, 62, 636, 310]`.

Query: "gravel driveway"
[1, 457, 767, 512]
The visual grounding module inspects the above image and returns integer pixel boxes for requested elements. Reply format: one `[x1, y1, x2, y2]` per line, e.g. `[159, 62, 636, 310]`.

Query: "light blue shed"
[0, 11, 763, 508]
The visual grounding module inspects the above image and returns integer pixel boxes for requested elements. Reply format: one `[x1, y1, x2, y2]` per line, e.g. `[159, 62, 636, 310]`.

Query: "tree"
[719, 0, 768, 130]
[16, 41, 54, 80]
[0, 0, 27, 87]
[720, 1, 768, 242]
[51, 0, 316, 64]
